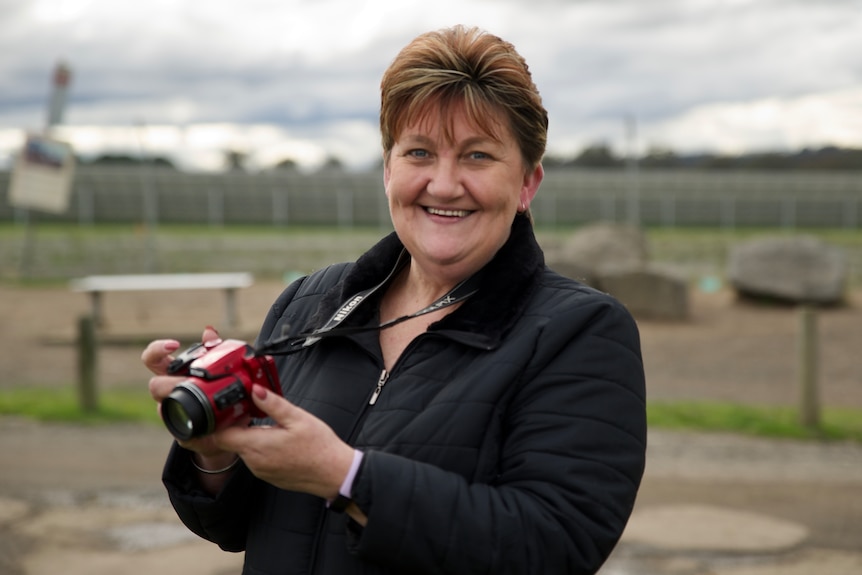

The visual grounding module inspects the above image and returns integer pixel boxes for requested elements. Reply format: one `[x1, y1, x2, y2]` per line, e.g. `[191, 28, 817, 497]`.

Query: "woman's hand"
[142, 328, 359, 515]
[215, 385, 356, 502]
[141, 326, 239, 460]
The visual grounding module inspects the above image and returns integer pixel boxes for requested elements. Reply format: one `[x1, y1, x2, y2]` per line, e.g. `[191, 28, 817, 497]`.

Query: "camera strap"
[256, 250, 481, 357]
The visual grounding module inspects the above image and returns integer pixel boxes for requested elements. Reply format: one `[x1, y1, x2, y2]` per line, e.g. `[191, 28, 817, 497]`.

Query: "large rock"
[727, 236, 847, 305]
[548, 223, 649, 287]
[597, 264, 689, 321]
[547, 223, 689, 320]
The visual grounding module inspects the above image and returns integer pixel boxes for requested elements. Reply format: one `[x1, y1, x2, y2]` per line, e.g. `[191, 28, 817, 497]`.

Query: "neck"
[381, 260, 466, 322]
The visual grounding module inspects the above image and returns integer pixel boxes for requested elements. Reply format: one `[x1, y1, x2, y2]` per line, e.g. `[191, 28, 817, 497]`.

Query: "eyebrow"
[398, 133, 501, 149]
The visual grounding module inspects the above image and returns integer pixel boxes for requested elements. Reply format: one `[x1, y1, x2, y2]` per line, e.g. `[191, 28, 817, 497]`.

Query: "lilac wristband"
[327, 449, 364, 508]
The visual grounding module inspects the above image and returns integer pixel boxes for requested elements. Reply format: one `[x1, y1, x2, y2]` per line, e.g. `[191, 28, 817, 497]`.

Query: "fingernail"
[252, 384, 268, 400]
[164, 340, 180, 351]
[205, 325, 220, 336]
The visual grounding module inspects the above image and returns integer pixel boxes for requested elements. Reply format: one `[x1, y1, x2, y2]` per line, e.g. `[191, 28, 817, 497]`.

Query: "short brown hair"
[380, 25, 548, 169]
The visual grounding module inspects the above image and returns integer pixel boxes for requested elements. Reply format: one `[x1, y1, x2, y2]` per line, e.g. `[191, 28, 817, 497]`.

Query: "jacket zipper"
[368, 369, 389, 405]
[310, 368, 389, 574]
[310, 335, 460, 573]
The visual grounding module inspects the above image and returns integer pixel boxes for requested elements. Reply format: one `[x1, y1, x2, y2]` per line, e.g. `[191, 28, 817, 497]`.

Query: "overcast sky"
[1, 0, 860, 171]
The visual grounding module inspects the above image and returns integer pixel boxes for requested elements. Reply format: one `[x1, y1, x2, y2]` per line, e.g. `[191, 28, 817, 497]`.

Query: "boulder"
[547, 223, 689, 319]
[597, 264, 690, 321]
[548, 223, 649, 287]
[727, 236, 847, 305]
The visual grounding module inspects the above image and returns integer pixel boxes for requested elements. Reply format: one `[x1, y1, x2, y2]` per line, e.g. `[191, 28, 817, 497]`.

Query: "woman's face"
[384, 102, 543, 284]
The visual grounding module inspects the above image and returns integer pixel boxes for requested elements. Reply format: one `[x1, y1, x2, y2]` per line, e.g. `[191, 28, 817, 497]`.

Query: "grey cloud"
[1, 0, 860, 169]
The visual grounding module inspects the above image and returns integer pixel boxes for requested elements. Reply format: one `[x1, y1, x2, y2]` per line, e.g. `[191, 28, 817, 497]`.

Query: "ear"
[382, 152, 391, 196]
[519, 163, 544, 209]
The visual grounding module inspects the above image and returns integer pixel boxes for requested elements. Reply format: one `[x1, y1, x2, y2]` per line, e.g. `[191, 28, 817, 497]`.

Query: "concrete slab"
[713, 548, 862, 575]
[22, 539, 244, 575]
[622, 504, 809, 553]
[0, 497, 30, 526]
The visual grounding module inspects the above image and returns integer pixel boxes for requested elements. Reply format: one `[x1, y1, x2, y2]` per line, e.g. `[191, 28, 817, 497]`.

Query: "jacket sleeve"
[346, 292, 647, 575]
[161, 275, 312, 552]
[162, 442, 258, 552]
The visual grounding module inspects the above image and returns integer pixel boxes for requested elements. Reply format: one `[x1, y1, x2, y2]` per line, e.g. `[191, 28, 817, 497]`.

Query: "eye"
[467, 150, 491, 161]
[407, 149, 429, 159]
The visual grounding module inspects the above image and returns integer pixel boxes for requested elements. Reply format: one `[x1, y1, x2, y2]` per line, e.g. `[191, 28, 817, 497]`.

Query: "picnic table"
[70, 272, 254, 329]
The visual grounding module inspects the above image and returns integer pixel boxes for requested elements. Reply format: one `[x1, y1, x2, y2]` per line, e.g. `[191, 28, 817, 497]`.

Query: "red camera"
[161, 339, 281, 440]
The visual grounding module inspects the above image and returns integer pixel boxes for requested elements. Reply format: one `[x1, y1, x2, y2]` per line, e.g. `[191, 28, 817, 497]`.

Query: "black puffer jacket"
[163, 216, 647, 575]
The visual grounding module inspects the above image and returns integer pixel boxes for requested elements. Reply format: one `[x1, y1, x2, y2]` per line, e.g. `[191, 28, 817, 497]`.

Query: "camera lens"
[161, 382, 213, 440]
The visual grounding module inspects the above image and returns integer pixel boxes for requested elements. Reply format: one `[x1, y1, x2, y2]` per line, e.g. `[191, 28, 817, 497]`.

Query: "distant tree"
[86, 154, 176, 168]
[541, 154, 570, 170]
[741, 153, 794, 170]
[571, 143, 622, 168]
[698, 154, 738, 170]
[317, 155, 345, 172]
[273, 157, 299, 171]
[640, 146, 679, 169]
[795, 146, 862, 170]
[225, 149, 248, 172]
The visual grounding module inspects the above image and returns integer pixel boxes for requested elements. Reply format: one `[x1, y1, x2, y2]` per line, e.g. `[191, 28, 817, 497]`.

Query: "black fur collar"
[311, 215, 545, 347]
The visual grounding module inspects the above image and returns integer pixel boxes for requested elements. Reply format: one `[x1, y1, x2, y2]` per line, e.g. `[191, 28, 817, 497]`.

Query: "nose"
[425, 156, 463, 200]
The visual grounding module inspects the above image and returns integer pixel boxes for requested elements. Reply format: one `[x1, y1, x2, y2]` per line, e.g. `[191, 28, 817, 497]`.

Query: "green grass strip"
[2, 387, 861, 443]
[0, 386, 161, 425]
[648, 401, 862, 443]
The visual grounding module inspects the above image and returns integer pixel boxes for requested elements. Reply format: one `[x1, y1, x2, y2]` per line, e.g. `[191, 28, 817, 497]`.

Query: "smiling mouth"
[425, 207, 473, 218]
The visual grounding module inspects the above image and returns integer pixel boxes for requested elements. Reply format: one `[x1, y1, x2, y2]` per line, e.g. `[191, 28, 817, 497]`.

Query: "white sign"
[8, 134, 76, 214]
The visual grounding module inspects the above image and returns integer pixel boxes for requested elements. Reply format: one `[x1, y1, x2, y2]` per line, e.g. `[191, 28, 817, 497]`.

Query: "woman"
[143, 25, 646, 575]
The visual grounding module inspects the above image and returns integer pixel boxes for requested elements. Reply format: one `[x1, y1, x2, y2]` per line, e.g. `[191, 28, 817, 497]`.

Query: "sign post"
[9, 62, 76, 277]
[47, 62, 72, 128]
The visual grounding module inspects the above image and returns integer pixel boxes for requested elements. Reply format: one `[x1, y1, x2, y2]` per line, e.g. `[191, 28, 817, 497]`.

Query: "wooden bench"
[70, 272, 254, 329]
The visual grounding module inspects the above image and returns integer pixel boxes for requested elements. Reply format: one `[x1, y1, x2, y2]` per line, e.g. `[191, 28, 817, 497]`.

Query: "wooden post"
[797, 305, 820, 430]
[225, 287, 238, 329]
[77, 314, 99, 413]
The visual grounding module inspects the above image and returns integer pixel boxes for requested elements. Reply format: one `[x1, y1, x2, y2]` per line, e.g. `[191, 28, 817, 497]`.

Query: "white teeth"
[426, 207, 470, 217]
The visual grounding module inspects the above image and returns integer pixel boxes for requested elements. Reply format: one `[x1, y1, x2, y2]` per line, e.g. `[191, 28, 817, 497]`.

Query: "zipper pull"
[369, 369, 389, 405]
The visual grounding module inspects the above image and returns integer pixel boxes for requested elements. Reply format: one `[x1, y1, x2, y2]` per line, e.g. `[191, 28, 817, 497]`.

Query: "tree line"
[543, 144, 862, 171]
[80, 144, 862, 172]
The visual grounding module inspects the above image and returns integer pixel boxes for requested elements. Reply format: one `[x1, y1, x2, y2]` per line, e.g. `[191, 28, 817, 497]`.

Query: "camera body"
[161, 338, 281, 441]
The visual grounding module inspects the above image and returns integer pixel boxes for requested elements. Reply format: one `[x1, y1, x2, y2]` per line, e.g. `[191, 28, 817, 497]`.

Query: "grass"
[0, 386, 161, 426]
[648, 401, 862, 443]
[2, 222, 861, 285]
[1, 386, 860, 444]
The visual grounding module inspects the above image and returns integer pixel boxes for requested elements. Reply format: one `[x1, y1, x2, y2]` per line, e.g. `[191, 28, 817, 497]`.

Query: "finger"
[141, 339, 181, 375]
[214, 386, 293, 451]
[250, 384, 297, 424]
[148, 374, 185, 402]
[202, 325, 221, 343]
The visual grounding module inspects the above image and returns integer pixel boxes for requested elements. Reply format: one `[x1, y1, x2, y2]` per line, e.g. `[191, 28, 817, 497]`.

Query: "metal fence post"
[77, 187, 94, 226]
[782, 197, 797, 230]
[272, 188, 288, 226]
[661, 195, 676, 228]
[721, 196, 735, 230]
[844, 198, 858, 229]
[337, 189, 354, 228]
[208, 188, 224, 227]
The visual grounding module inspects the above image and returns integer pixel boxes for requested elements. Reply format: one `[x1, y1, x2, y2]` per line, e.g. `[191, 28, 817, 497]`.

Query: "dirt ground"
[1, 279, 861, 409]
[1, 280, 861, 575]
